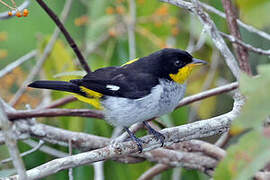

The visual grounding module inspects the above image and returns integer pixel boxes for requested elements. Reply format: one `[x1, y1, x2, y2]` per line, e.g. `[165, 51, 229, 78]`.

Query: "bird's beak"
[191, 58, 207, 65]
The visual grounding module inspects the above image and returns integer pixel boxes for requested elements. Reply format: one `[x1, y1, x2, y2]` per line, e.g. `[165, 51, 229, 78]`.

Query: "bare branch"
[1, 140, 44, 164]
[0, 50, 36, 78]
[7, 108, 104, 121]
[8, 94, 244, 179]
[36, 0, 91, 73]
[221, 32, 270, 55]
[200, 2, 270, 41]
[127, 0, 136, 59]
[41, 96, 77, 109]
[0, 100, 27, 179]
[9, 0, 74, 106]
[0, 0, 30, 20]
[221, 0, 251, 75]
[177, 82, 238, 108]
[192, 0, 240, 78]
[138, 164, 170, 180]
[68, 139, 73, 180]
[161, 0, 240, 79]
[23, 139, 68, 158]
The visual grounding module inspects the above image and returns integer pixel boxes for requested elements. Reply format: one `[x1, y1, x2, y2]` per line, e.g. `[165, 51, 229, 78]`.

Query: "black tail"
[28, 80, 84, 95]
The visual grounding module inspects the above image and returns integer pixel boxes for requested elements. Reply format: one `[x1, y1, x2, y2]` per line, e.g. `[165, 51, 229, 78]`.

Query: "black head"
[159, 48, 193, 74]
[144, 48, 206, 79]
[123, 48, 207, 83]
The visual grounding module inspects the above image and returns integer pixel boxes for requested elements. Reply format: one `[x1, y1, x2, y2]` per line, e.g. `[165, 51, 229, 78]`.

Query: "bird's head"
[150, 48, 207, 84]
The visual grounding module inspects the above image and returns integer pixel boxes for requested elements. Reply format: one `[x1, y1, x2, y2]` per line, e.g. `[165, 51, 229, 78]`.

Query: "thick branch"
[221, 0, 251, 75]
[9, 94, 244, 179]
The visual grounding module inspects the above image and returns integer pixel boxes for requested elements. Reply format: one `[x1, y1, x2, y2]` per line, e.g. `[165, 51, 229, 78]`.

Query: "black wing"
[71, 66, 159, 99]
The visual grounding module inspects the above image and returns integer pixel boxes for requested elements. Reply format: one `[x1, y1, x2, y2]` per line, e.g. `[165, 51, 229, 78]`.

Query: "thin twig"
[188, 50, 219, 122]
[9, 0, 73, 106]
[42, 96, 77, 109]
[221, 0, 251, 75]
[0, 99, 27, 179]
[200, 2, 270, 41]
[23, 139, 68, 158]
[215, 131, 231, 148]
[68, 139, 73, 180]
[221, 32, 270, 55]
[85, 34, 110, 58]
[127, 0, 136, 59]
[36, 0, 91, 73]
[0, 50, 36, 78]
[1, 140, 44, 164]
[7, 108, 104, 121]
[138, 164, 170, 180]
[0, 0, 30, 19]
[176, 82, 238, 108]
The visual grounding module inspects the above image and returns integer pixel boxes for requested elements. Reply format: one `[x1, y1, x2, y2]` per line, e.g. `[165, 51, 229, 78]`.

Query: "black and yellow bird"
[28, 48, 207, 151]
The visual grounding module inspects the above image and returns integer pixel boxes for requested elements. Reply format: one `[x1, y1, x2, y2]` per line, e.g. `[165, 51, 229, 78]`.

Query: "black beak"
[191, 58, 208, 65]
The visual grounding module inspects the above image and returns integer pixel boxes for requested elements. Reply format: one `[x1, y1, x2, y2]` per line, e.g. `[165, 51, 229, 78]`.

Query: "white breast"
[101, 79, 186, 127]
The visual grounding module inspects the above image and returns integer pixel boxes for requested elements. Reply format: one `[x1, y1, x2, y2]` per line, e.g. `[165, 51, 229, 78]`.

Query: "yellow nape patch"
[121, 58, 139, 66]
[169, 64, 195, 84]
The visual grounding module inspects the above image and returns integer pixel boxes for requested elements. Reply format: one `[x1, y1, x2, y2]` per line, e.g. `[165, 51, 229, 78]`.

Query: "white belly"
[101, 79, 186, 127]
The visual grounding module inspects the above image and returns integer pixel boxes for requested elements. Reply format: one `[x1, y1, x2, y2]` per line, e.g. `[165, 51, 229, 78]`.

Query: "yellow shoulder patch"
[80, 86, 102, 98]
[121, 58, 139, 66]
[69, 86, 103, 110]
[73, 93, 103, 110]
[169, 64, 195, 84]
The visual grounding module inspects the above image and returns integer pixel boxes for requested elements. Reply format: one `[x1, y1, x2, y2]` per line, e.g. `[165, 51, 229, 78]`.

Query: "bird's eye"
[174, 60, 182, 67]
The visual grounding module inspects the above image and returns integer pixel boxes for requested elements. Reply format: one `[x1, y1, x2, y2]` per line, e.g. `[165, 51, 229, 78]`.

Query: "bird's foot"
[125, 127, 145, 153]
[143, 121, 165, 147]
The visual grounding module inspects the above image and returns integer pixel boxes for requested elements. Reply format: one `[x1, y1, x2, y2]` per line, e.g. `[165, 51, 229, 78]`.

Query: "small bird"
[28, 48, 207, 152]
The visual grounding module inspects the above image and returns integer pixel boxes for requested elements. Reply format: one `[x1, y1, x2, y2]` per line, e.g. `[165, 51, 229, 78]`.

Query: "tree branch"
[220, 32, 270, 55]
[0, 100, 27, 179]
[221, 0, 251, 75]
[9, 0, 74, 106]
[8, 93, 244, 179]
[161, 0, 240, 79]
[0, 50, 36, 78]
[36, 0, 91, 73]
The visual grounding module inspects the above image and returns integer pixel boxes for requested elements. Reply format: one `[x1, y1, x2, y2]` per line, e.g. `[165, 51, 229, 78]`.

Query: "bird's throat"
[169, 64, 195, 84]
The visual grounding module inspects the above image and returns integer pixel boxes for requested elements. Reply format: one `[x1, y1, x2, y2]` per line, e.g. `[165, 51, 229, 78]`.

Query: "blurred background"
[0, 0, 269, 179]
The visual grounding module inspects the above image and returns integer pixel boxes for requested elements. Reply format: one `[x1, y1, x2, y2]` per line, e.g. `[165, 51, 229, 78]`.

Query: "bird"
[28, 48, 207, 152]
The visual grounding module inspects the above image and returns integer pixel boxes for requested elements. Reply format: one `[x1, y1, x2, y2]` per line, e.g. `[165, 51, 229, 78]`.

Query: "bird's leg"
[124, 127, 145, 153]
[143, 121, 165, 147]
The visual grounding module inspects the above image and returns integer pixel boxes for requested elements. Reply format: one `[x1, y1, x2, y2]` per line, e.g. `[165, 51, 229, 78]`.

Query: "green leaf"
[231, 64, 270, 132]
[214, 130, 270, 180]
